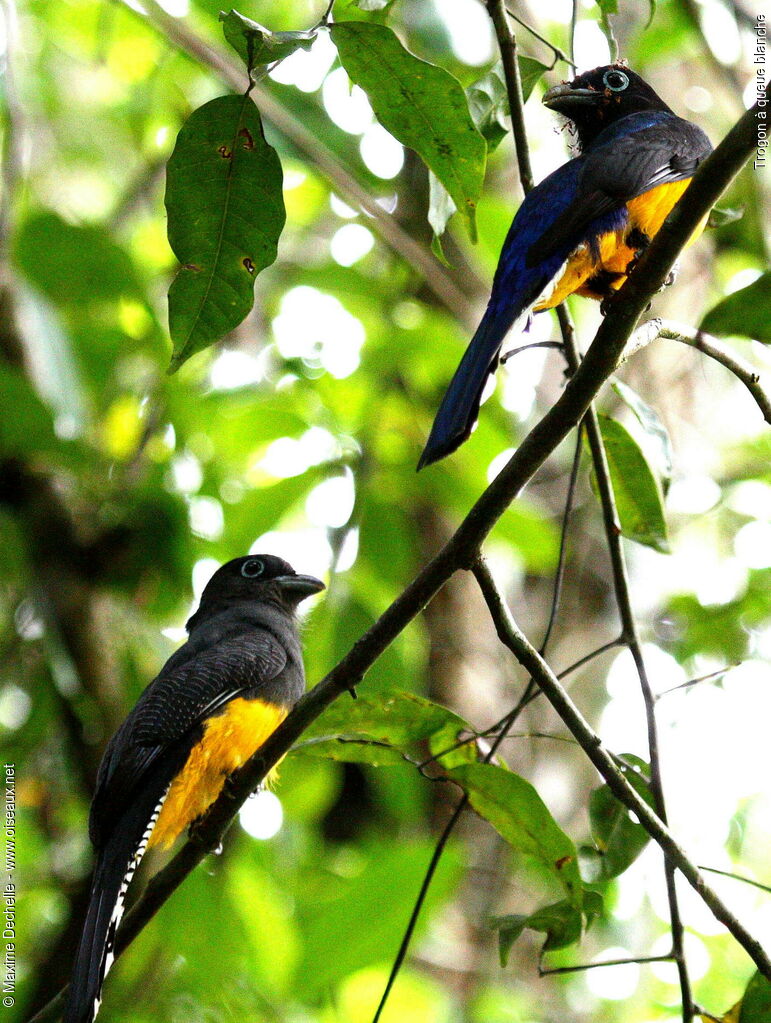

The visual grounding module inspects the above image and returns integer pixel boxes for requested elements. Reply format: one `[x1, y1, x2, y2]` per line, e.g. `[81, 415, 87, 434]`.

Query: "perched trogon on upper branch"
[64, 555, 324, 1023]
[418, 64, 712, 469]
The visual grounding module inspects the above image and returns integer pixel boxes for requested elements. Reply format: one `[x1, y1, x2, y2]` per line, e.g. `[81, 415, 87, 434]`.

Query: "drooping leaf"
[739, 971, 771, 1022]
[165, 94, 286, 370]
[596, 414, 670, 553]
[330, 21, 486, 240]
[451, 762, 582, 905]
[580, 755, 654, 882]
[298, 691, 477, 768]
[700, 272, 771, 342]
[495, 900, 583, 964]
[220, 10, 315, 72]
[612, 379, 673, 492]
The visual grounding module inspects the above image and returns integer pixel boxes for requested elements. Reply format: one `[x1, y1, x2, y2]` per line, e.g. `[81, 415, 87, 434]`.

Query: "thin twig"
[621, 318, 771, 424]
[540, 952, 673, 976]
[656, 665, 735, 700]
[500, 340, 563, 363]
[503, 6, 576, 69]
[698, 866, 771, 896]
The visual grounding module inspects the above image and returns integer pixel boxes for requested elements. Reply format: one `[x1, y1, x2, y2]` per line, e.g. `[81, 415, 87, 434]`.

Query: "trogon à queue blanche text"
[64, 555, 324, 1023]
[418, 64, 713, 469]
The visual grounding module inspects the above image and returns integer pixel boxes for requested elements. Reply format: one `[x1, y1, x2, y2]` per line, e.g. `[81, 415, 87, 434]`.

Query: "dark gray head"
[186, 555, 325, 630]
[542, 64, 673, 148]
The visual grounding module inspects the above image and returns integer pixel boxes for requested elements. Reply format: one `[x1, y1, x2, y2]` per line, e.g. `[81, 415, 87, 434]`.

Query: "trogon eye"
[241, 558, 265, 578]
[603, 70, 629, 92]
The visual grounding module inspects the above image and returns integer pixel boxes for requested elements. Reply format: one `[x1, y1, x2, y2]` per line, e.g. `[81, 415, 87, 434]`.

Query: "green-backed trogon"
[64, 555, 324, 1023]
[418, 64, 712, 469]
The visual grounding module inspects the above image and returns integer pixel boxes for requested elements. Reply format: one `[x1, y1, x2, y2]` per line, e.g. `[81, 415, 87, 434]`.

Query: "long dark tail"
[64, 786, 167, 1023]
[418, 301, 525, 470]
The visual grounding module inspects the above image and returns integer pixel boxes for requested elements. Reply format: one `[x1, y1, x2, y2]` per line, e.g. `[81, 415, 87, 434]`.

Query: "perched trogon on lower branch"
[64, 555, 324, 1023]
[418, 64, 712, 469]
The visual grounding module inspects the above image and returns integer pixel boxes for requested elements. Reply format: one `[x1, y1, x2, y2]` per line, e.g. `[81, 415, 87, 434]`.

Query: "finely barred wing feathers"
[526, 114, 712, 267]
[89, 629, 289, 848]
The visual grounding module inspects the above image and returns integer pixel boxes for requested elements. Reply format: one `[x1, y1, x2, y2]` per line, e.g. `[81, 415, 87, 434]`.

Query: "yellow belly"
[147, 697, 288, 850]
[534, 178, 707, 311]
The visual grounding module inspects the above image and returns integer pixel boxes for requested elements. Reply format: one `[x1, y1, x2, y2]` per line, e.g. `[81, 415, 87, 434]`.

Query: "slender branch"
[118, 0, 478, 328]
[31, 75, 767, 1023]
[472, 558, 771, 979]
[540, 422, 583, 652]
[541, 952, 674, 976]
[698, 866, 771, 896]
[486, 1, 534, 192]
[656, 665, 735, 700]
[503, 6, 576, 69]
[622, 319, 771, 425]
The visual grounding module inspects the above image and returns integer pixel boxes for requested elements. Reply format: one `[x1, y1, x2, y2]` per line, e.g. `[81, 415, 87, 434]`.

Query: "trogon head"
[188, 555, 325, 629]
[543, 65, 673, 148]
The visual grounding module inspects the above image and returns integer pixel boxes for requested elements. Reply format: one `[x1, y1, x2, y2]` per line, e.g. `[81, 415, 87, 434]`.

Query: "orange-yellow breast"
[534, 178, 707, 312]
[147, 697, 288, 850]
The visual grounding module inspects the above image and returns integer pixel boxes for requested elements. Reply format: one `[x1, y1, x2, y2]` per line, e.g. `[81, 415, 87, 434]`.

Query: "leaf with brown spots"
[450, 762, 583, 905]
[165, 94, 285, 370]
[330, 22, 486, 241]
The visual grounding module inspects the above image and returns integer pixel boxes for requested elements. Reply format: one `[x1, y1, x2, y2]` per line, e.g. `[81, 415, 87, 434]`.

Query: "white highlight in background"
[240, 790, 284, 840]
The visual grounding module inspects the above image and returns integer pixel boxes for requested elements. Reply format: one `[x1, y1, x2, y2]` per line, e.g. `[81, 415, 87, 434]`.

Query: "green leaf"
[14, 210, 144, 306]
[466, 65, 509, 152]
[707, 205, 744, 229]
[581, 755, 654, 882]
[219, 10, 315, 72]
[0, 365, 59, 457]
[740, 972, 771, 1022]
[495, 900, 583, 964]
[451, 762, 582, 905]
[612, 379, 673, 492]
[330, 22, 486, 240]
[165, 94, 286, 370]
[298, 691, 476, 767]
[518, 56, 550, 103]
[700, 272, 771, 342]
[596, 414, 670, 553]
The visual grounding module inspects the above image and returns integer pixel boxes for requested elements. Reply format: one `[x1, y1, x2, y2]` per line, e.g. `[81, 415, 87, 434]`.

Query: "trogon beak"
[542, 82, 601, 113]
[276, 573, 326, 597]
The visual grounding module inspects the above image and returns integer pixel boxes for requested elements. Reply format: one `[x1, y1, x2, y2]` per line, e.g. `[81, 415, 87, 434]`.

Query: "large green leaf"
[451, 762, 582, 905]
[596, 414, 670, 553]
[165, 94, 286, 370]
[740, 972, 771, 1022]
[220, 10, 315, 72]
[330, 22, 486, 239]
[700, 272, 771, 342]
[298, 691, 477, 768]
